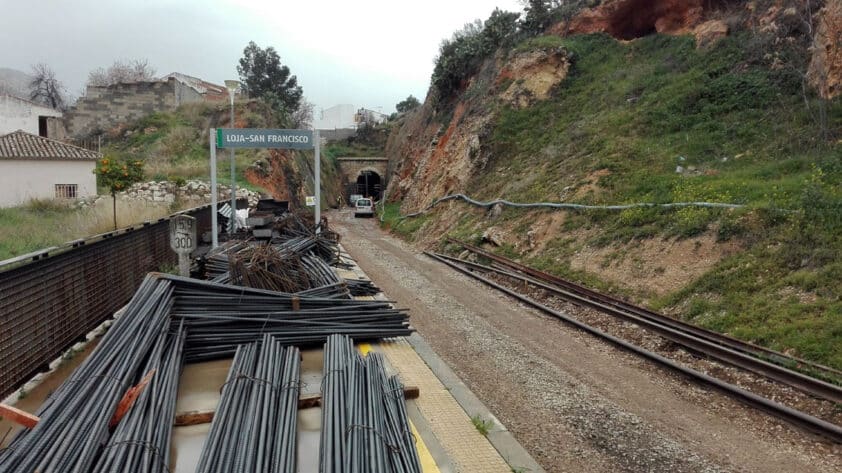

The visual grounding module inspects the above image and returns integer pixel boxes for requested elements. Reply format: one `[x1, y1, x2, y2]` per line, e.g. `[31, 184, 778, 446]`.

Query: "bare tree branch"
[28, 63, 66, 110]
[86, 59, 157, 87]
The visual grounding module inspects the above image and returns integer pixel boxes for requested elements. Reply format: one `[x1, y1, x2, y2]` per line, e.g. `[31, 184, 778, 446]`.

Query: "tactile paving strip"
[378, 339, 511, 473]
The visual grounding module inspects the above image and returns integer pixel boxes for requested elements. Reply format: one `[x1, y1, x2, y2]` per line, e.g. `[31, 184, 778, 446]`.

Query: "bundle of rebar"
[0, 276, 175, 472]
[0, 273, 414, 471]
[169, 275, 412, 362]
[93, 322, 185, 473]
[346, 278, 381, 297]
[205, 237, 345, 294]
[228, 244, 314, 293]
[196, 335, 300, 473]
[272, 209, 340, 243]
[204, 240, 250, 283]
[320, 335, 421, 473]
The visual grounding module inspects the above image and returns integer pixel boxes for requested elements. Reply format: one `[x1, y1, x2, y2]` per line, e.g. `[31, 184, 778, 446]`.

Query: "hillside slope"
[101, 100, 341, 209]
[384, 1, 842, 368]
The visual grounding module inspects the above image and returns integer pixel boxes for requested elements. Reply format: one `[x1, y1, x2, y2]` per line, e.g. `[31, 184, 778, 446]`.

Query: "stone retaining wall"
[76, 180, 260, 208]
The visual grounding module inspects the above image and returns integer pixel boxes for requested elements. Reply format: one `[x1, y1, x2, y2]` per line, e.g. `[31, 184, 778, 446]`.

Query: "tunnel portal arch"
[336, 157, 389, 203]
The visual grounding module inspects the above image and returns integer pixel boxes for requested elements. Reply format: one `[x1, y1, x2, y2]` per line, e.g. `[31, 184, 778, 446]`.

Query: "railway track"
[447, 239, 842, 383]
[426, 241, 842, 443]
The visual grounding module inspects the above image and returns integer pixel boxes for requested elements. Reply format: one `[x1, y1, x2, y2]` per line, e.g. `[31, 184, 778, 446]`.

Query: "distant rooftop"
[0, 130, 101, 161]
[161, 72, 227, 100]
[0, 93, 62, 112]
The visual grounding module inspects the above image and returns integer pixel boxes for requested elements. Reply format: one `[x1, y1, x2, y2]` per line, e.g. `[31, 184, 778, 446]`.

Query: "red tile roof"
[0, 130, 101, 161]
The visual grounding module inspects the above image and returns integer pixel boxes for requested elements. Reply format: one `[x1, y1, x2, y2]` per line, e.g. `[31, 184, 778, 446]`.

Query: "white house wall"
[315, 104, 357, 130]
[0, 160, 97, 207]
[0, 95, 62, 135]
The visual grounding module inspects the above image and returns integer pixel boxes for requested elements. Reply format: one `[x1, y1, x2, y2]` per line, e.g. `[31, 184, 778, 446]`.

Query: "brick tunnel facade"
[336, 157, 389, 201]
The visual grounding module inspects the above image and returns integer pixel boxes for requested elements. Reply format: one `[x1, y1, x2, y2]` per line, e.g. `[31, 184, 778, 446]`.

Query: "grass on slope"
[455, 33, 842, 368]
[0, 198, 187, 261]
[102, 102, 275, 192]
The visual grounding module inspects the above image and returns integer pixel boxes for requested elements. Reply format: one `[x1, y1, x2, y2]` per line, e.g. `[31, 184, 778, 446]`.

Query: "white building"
[355, 107, 388, 126]
[315, 104, 357, 130]
[0, 94, 63, 137]
[0, 130, 100, 207]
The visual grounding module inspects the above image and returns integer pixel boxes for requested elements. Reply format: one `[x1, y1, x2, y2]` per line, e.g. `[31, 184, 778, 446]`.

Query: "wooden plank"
[173, 385, 420, 426]
[0, 403, 39, 429]
[174, 410, 214, 427]
[109, 369, 156, 428]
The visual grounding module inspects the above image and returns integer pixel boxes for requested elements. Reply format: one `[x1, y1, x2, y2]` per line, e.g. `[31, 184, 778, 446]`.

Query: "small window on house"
[55, 184, 78, 199]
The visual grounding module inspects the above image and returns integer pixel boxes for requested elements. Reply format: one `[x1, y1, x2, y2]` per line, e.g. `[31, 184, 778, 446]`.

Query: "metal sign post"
[209, 129, 218, 248]
[169, 214, 197, 277]
[314, 130, 321, 234]
[213, 128, 320, 241]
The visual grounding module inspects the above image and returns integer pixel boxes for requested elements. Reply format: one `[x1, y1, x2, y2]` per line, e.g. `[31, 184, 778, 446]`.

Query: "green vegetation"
[0, 198, 188, 261]
[471, 414, 493, 437]
[432, 8, 520, 101]
[101, 101, 277, 192]
[475, 32, 840, 239]
[0, 201, 76, 259]
[324, 143, 383, 159]
[95, 156, 145, 230]
[396, 95, 421, 113]
[380, 203, 430, 241]
[478, 33, 841, 367]
[238, 41, 303, 117]
[396, 29, 842, 369]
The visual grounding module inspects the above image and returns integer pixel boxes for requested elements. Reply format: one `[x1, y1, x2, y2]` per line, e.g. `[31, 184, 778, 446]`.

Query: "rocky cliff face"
[386, 47, 571, 211]
[809, 1, 842, 99]
[386, 0, 836, 214]
[246, 149, 341, 209]
[554, 0, 834, 55]
[563, 0, 708, 40]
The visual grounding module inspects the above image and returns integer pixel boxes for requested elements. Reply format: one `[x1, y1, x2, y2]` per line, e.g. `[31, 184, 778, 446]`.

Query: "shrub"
[432, 9, 520, 101]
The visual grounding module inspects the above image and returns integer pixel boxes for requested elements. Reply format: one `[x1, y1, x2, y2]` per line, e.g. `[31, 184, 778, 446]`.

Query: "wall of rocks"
[76, 180, 260, 209]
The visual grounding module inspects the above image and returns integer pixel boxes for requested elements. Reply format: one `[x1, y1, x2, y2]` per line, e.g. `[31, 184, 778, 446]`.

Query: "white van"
[354, 198, 374, 218]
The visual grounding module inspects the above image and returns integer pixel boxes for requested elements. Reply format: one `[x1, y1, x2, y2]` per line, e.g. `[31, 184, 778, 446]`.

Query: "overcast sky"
[1, 0, 523, 114]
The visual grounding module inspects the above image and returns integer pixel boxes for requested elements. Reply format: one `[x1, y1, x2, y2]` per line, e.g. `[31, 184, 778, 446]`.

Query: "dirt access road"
[330, 209, 842, 473]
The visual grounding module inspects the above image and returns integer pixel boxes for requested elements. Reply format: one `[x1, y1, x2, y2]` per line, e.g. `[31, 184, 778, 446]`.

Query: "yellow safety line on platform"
[410, 419, 441, 473]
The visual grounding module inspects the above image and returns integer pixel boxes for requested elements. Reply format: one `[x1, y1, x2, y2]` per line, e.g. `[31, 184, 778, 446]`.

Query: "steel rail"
[433, 251, 842, 404]
[447, 238, 842, 381]
[425, 251, 842, 443]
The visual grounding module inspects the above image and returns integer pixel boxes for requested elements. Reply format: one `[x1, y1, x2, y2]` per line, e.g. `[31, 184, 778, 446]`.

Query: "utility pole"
[225, 80, 239, 235]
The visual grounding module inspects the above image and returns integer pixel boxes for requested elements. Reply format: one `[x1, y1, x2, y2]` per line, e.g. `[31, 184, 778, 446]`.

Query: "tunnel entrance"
[355, 170, 382, 200]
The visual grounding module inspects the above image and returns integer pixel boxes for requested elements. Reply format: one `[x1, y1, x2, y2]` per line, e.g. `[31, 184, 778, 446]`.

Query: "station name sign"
[216, 128, 314, 149]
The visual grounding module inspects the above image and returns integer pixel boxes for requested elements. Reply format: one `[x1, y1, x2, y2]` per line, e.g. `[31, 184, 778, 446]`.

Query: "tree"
[87, 59, 156, 87]
[482, 8, 521, 49]
[95, 157, 144, 230]
[292, 98, 314, 128]
[237, 41, 303, 114]
[520, 0, 554, 36]
[29, 63, 66, 110]
[396, 95, 421, 113]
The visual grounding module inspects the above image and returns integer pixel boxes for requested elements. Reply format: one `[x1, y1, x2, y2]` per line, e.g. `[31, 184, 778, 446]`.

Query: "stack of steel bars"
[196, 334, 300, 473]
[320, 335, 421, 473]
[203, 240, 348, 296]
[228, 245, 313, 293]
[346, 278, 381, 297]
[168, 275, 412, 362]
[203, 241, 249, 283]
[0, 276, 174, 473]
[93, 322, 185, 473]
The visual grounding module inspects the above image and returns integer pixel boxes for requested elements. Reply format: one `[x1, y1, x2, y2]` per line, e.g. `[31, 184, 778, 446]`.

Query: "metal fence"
[0, 202, 232, 399]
